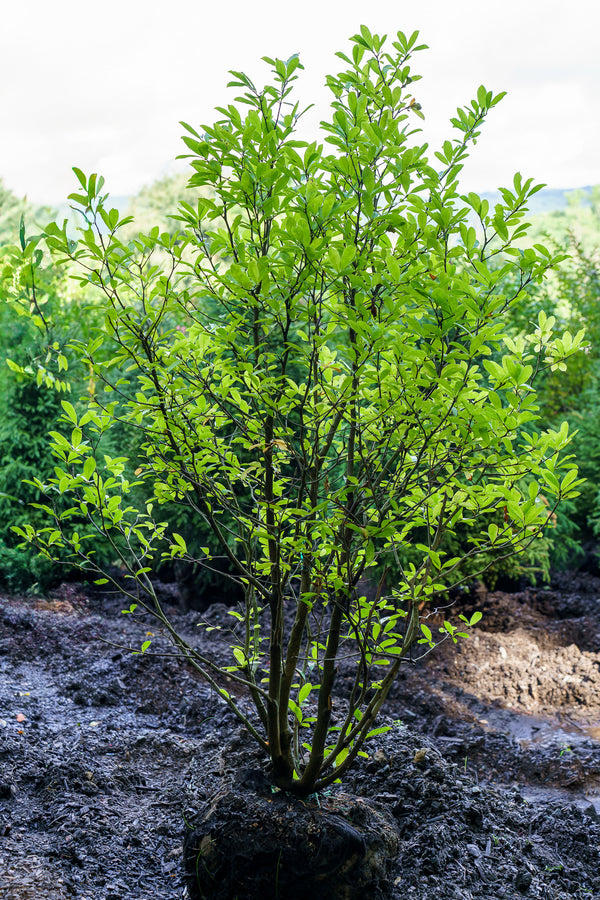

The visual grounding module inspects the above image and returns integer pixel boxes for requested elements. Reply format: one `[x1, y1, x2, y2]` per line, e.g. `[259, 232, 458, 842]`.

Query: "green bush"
[11, 29, 584, 796]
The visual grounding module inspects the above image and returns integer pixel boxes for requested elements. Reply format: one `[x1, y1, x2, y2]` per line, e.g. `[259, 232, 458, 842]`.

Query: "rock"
[464, 804, 483, 830]
[515, 868, 533, 893]
[582, 802, 599, 821]
[183, 777, 399, 900]
[0, 782, 16, 799]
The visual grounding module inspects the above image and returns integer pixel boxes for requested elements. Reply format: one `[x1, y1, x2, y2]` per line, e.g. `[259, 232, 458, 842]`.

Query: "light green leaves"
[61, 400, 78, 424]
[170, 533, 188, 557]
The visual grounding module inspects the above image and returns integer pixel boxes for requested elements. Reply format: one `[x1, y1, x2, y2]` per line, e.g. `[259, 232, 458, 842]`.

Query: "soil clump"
[0, 574, 599, 898]
[183, 774, 398, 900]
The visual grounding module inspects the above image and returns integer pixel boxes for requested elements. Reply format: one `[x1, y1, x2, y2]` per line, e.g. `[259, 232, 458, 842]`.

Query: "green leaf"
[340, 244, 356, 269]
[365, 726, 391, 739]
[61, 400, 78, 424]
[232, 648, 246, 667]
[72, 167, 87, 190]
[476, 85, 488, 107]
[172, 533, 188, 553]
[298, 683, 313, 705]
[387, 255, 401, 281]
[334, 747, 349, 768]
[83, 456, 96, 480]
[288, 699, 303, 723]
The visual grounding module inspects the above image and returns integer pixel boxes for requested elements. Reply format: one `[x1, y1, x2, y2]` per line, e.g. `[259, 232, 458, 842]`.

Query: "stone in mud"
[0, 781, 16, 799]
[183, 773, 398, 900]
[515, 868, 533, 893]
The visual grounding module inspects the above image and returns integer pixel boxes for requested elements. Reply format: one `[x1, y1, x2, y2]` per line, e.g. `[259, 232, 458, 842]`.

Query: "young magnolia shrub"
[16, 27, 584, 795]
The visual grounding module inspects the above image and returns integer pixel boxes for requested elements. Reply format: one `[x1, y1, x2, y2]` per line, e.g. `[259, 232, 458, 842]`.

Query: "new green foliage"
[10, 28, 583, 794]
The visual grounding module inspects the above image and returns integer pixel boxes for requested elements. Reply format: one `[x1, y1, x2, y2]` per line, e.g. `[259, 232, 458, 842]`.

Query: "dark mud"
[1, 575, 600, 899]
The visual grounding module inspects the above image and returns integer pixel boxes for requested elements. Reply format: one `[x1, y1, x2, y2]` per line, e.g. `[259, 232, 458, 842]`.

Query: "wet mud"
[1, 574, 600, 898]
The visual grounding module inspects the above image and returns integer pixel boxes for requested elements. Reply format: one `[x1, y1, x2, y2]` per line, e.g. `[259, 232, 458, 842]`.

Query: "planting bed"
[1, 573, 600, 898]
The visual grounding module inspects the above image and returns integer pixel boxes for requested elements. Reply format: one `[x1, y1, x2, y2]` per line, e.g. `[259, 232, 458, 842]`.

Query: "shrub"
[13, 27, 583, 795]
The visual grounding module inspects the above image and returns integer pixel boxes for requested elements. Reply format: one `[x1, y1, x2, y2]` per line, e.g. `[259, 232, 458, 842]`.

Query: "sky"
[2, 0, 599, 205]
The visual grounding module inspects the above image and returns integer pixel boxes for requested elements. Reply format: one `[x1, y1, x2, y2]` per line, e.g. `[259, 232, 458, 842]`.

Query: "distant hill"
[479, 186, 594, 216]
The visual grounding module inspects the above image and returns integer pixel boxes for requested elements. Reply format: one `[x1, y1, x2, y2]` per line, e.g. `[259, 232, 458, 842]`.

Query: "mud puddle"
[477, 707, 600, 747]
[516, 783, 600, 815]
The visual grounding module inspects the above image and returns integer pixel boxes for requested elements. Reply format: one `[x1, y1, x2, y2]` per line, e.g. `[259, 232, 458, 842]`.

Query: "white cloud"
[2, 0, 599, 203]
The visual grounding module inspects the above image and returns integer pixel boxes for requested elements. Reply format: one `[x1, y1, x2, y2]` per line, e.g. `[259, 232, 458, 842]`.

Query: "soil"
[1, 573, 600, 899]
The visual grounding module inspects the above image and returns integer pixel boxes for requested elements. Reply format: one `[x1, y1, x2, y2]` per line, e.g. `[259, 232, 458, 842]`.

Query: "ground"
[1, 573, 600, 899]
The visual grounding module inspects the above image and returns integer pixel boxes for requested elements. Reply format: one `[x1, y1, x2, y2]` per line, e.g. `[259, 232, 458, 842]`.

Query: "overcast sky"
[2, 0, 598, 204]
